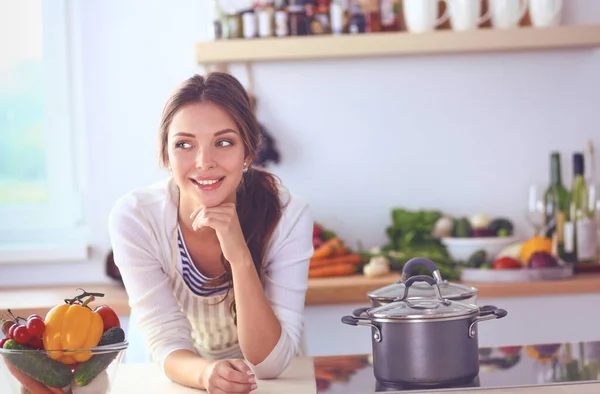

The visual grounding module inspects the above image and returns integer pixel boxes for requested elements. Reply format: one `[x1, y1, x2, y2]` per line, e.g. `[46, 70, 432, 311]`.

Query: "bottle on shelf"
[288, 0, 310, 35]
[380, 0, 399, 31]
[314, 0, 332, 34]
[274, 0, 289, 37]
[358, 0, 381, 32]
[256, 1, 275, 38]
[330, 0, 347, 34]
[566, 153, 598, 264]
[348, 2, 366, 33]
[543, 152, 571, 262]
[242, 7, 258, 39]
[211, 0, 224, 40]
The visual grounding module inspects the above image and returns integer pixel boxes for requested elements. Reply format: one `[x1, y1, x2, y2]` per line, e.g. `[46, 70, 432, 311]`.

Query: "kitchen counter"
[1, 340, 599, 393]
[1, 273, 599, 318]
[313, 339, 600, 393]
[109, 356, 317, 393]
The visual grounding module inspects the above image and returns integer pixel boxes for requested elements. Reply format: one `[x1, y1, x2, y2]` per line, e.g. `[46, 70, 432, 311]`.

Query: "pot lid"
[367, 257, 477, 302]
[367, 297, 479, 321]
[366, 274, 479, 321]
[368, 280, 477, 302]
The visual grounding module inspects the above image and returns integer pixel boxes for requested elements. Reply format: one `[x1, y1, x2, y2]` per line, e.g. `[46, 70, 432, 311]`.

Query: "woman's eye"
[217, 140, 233, 147]
[175, 141, 192, 149]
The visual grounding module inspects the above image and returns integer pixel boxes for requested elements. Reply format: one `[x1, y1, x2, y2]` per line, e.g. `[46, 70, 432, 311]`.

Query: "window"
[0, 0, 86, 263]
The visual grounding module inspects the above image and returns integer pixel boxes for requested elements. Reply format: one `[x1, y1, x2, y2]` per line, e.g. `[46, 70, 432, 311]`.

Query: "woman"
[108, 72, 314, 393]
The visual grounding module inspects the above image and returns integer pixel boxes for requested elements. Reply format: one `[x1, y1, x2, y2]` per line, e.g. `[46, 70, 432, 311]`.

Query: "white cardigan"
[108, 177, 314, 378]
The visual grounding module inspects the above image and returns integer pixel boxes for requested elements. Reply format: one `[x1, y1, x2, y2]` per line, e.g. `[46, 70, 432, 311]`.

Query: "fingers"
[189, 206, 203, 220]
[214, 361, 256, 393]
[217, 360, 252, 383]
[229, 359, 254, 376]
[192, 212, 230, 231]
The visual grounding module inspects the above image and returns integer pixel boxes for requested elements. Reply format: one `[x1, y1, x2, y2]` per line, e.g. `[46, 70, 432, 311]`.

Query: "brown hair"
[158, 72, 283, 323]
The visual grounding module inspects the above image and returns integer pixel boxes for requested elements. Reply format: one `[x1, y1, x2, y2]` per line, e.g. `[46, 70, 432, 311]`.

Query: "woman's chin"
[189, 189, 235, 208]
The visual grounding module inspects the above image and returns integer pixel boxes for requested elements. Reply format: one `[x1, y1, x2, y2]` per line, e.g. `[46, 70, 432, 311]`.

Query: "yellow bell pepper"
[519, 236, 553, 264]
[43, 294, 105, 364]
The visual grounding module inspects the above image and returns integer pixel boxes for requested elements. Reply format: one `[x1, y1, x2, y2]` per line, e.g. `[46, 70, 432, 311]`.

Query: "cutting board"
[110, 357, 316, 394]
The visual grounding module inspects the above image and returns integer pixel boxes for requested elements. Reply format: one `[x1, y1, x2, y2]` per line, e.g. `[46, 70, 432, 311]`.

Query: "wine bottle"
[543, 152, 571, 261]
[568, 153, 598, 263]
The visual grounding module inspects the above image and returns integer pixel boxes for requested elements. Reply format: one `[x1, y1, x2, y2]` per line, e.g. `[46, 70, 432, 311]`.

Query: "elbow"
[252, 360, 291, 380]
[247, 331, 299, 380]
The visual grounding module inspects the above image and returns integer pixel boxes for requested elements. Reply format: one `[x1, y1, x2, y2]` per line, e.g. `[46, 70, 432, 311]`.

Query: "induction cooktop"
[314, 341, 600, 393]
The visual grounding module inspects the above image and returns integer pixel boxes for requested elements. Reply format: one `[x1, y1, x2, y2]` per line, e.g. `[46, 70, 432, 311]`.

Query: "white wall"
[1, 0, 600, 286]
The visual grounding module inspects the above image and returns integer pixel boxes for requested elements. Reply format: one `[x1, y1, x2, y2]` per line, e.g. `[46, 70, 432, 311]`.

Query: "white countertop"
[2, 355, 599, 393]
[111, 357, 316, 394]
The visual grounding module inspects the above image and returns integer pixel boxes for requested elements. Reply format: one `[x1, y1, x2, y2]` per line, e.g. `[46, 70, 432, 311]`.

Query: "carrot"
[312, 238, 343, 259]
[314, 356, 368, 369]
[314, 368, 339, 381]
[333, 246, 348, 256]
[310, 254, 362, 269]
[309, 262, 357, 278]
[45, 387, 64, 394]
[5, 359, 53, 394]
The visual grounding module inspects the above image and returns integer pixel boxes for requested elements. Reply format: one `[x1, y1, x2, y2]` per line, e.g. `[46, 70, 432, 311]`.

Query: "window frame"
[0, 0, 87, 264]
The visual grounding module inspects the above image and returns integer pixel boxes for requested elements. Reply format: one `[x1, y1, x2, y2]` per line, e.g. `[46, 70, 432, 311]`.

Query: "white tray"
[460, 265, 574, 283]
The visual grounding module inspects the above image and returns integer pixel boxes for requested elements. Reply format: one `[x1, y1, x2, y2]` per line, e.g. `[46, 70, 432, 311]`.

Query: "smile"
[190, 177, 224, 190]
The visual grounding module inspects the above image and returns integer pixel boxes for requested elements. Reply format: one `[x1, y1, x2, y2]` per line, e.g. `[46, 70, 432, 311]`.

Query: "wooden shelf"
[1, 273, 599, 317]
[195, 24, 600, 65]
[305, 273, 600, 305]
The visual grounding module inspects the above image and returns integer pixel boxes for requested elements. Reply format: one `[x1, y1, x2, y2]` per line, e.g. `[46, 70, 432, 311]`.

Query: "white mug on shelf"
[488, 0, 528, 29]
[529, 0, 563, 27]
[447, 0, 492, 31]
[402, 0, 450, 33]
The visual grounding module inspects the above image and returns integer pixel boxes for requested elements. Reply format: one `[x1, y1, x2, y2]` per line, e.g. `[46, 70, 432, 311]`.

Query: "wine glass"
[526, 183, 546, 237]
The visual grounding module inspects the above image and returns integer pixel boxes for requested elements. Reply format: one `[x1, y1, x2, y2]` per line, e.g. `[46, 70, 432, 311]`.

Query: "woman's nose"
[195, 148, 217, 169]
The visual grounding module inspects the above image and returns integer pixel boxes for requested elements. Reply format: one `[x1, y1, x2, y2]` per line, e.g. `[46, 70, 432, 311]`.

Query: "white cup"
[529, 0, 563, 27]
[447, 0, 492, 31]
[488, 0, 528, 29]
[402, 0, 450, 33]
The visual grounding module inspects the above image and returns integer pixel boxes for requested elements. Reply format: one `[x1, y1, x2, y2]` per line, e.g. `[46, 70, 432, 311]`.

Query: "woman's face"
[167, 101, 248, 208]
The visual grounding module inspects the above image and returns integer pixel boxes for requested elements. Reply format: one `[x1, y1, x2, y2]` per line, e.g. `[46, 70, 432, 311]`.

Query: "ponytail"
[211, 167, 283, 324]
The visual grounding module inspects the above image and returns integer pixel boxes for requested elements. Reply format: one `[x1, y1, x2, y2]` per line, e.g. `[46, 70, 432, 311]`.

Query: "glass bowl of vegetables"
[0, 338, 128, 394]
[0, 290, 128, 394]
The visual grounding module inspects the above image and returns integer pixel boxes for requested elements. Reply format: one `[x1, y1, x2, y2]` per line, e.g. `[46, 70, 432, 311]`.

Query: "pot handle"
[468, 308, 508, 339]
[396, 275, 449, 304]
[341, 315, 382, 342]
[401, 258, 444, 283]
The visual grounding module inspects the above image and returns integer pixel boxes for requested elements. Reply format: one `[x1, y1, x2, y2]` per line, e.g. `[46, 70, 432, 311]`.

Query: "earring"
[243, 162, 248, 173]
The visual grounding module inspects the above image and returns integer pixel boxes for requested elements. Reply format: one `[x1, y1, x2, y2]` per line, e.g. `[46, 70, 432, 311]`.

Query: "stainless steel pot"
[367, 257, 478, 306]
[342, 275, 507, 387]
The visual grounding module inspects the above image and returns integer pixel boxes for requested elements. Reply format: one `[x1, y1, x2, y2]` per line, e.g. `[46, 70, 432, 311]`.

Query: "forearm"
[231, 256, 282, 365]
[164, 349, 212, 389]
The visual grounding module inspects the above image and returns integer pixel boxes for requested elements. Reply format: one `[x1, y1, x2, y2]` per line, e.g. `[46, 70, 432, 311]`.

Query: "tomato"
[94, 305, 121, 332]
[13, 325, 32, 345]
[498, 346, 522, 356]
[8, 324, 19, 340]
[28, 335, 44, 350]
[26, 316, 45, 337]
[492, 257, 522, 270]
[0, 338, 7, 349]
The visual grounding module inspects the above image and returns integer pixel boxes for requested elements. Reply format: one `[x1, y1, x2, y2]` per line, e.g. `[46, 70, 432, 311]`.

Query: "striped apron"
[167, 227, 243, 360]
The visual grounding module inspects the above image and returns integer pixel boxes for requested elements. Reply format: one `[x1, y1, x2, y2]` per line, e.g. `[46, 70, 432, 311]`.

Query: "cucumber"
[73, 327, 126, 387]
[3, 339, 74, 388]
